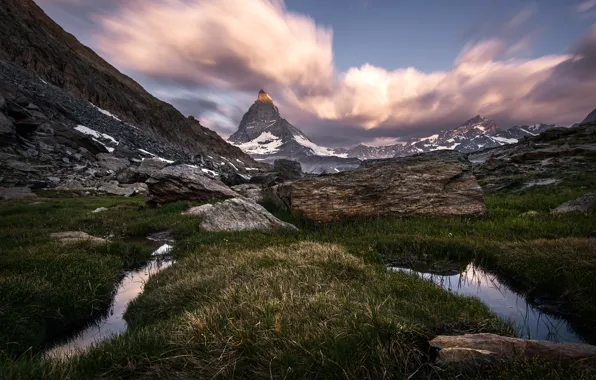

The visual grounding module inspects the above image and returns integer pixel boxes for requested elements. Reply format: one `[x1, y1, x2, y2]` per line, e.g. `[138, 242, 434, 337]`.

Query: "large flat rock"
[430, 333, 596, 367]
[146, 164, 238, 204]
[274, 151, 487, 222]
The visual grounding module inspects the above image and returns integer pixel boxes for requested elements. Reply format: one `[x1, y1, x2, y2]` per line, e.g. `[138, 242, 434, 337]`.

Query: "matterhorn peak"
[257, 89, 273, 103]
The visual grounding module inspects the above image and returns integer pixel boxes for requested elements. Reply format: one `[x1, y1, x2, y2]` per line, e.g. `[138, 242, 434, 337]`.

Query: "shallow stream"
[390, 264, 586, 343]
[45, 238, 174, 359]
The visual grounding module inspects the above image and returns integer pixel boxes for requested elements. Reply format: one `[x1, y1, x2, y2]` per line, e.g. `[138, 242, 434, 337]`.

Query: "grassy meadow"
[1, 182, 595, 379]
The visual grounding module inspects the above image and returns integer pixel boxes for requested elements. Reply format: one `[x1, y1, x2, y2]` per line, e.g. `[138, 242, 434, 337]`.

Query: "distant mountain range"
[229, 90, 566, 171]
[338, 116, 560, 160]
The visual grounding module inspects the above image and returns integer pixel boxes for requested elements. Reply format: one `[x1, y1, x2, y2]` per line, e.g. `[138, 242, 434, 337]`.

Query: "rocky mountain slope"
[229, 90, 359, 173]
[341, 116, 561, 160]
[469, 121, 596, 192]
[582, 108, 596, 124]
[0, 0, 260, 171]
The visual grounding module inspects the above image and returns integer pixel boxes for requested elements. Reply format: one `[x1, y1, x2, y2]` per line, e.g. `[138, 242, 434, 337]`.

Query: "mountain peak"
[463, 115, 486, 125]
[257, 89, 273, 103]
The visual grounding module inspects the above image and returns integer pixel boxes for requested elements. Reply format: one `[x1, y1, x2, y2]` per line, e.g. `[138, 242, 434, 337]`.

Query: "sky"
[35, 0, 596, 147]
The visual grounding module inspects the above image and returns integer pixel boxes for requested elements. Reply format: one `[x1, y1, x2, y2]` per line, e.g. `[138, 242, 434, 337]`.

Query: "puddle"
[45, 234, 174, 359]
[390, 264, 586, 344]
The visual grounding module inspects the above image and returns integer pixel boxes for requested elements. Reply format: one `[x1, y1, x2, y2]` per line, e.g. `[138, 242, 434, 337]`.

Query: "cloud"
[577, 0, 596, 13]
[84, 1, 596, 147]
[94, 0, 334, 94]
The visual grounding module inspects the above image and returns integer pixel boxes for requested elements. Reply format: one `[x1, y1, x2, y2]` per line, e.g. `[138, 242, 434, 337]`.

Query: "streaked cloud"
[41, 0, 596, 146]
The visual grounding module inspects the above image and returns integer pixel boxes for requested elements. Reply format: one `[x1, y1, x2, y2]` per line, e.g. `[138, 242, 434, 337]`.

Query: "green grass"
[0, 182, 595, 379]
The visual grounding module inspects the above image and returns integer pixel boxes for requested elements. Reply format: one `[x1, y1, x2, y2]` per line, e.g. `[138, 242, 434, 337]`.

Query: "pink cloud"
[92, 0, 596, 140]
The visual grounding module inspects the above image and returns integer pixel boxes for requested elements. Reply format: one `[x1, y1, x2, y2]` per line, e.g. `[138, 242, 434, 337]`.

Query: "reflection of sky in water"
[46, 259, 173, 359]
[390, 264, 585, 344]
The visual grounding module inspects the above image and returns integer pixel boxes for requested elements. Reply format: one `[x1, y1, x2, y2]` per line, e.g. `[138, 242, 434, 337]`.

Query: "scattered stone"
[551, 194, 596, 214]
[0, 112, 16, 145]
[56, 179, 87, 192]
[146, 165, 238, 205]
[5, 160, 38, 172]
[47, 176, 60, 185]
[96, 153, 130, 173]
[231, 183, 264, 203]
[50, 231, 108, 244]
[430, 333, 596, 367]
[91, 207, 108, 213]
[183, 197, 298, 232]
[276, 151, 487, 222]
[273, 159, 303, 180]
[97, 181, 147, 197]
[519, 210, 539, 217]
[0, 187, 37, 200]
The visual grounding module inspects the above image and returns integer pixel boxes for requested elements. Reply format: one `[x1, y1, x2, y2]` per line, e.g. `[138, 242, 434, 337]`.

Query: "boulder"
[231, 183, 264, 203]
[5, 160, 38, 172]
[183, 197, 298, 232]
[137, 158, 171, 178]
[145, 164, 238, 205]
[273, 159, 303, 180]
[96, 153, 130, 173]
[249, 172, 283, 187]
[50, 231, 107, 244]
[551, 194, 596, 214]
[0, 187, 37, 200]
[98, 181, 147, 197]
[276, 151, 487, 222]
[220, 170, 250, 186]
[430, 333, 596, 367]
[0, 112, 16, 145]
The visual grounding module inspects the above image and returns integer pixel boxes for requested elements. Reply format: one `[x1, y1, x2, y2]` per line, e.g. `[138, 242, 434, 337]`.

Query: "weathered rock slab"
[183, 197, 298, 232]
[430, 333, 596, 367]
[231, 184, 264, 203]
[551, 194, 596, 214]
[96, 153, 130, 173]
[0, 187, 37, 200]
[146, 164, 238, 204]
[50, 231, 107, 244]
[276, 151, 487, 222]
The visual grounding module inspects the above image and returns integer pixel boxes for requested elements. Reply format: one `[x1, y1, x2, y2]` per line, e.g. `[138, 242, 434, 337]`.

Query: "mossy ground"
[1, 182, 595, 379]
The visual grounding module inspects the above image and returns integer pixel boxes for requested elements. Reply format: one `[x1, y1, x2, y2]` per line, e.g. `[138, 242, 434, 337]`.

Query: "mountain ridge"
[0, 0, 260, 170]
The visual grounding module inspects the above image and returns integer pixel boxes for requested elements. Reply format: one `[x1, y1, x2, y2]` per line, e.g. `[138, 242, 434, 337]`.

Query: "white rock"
[183, 197, 298, 232]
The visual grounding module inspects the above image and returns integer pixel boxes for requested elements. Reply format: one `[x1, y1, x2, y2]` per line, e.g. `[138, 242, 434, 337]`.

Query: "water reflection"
[390, 264, 585, 343]
[45, 258, 173, 359]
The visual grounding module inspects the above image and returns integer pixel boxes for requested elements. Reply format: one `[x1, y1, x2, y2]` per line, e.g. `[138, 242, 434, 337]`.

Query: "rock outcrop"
[274, 151, 487, 223]
[551, 194, 596, 214]
[145, 165, 238, 205]
[273, 159, 303, 181]
[470, 124, 596, 192]
[430, 333, 596, 367]
[231, 184, 264, 203]
[183, 197, 298, 232]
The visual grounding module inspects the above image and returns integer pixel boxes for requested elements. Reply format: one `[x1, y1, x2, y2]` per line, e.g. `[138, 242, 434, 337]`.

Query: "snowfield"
[232, 132, 283, 155]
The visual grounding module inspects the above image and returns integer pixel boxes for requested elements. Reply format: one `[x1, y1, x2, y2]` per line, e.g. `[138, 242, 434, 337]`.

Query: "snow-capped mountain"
[342, 116, 561, 160]
[229, 90, 359, 173]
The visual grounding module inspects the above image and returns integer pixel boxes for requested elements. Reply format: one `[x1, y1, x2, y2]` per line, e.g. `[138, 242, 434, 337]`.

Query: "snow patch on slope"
[75, 125, 118, 152]
[294, 134, 348, 158]
[233, 132, 283, 155]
